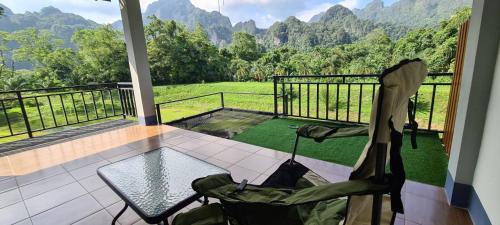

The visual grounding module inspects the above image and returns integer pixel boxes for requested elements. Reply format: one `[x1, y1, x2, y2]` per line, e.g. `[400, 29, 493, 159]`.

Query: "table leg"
[112, 203, 128, 225]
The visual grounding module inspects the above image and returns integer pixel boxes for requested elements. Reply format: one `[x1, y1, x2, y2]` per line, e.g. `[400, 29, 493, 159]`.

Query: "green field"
[0, 81, 450, 144]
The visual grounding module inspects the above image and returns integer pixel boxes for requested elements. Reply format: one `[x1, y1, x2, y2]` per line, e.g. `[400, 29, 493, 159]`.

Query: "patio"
[0, 124, 471, 225]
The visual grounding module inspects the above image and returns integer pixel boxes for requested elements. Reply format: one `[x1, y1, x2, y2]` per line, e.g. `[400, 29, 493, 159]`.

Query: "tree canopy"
[0, 8, 470, 91]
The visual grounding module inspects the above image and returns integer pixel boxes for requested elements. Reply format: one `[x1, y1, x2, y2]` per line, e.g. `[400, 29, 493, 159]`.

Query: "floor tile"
[191, 143, 227, 156]
[126, 138, 164, 152]
[183, 151, 210, 160]
[404, 193, 447, 225]
[251, 174, 270, 185]
[31, 194, 102, 225]
[78, 175, 107, 192]
[214, 139, 239, 147]
[19, 173, 75, 199]
[62, 155, 105, 171]
[262, 161, 283, 175]
[405, 181, 447, 203]
[182, 131, 206, 139]
[69, 161, 109, 180]
[106, 201, 141, 225]
[0, 188, 22, 209]
[227, 165, 261, 183]
[90, 186, 121, 208]
[313, 169, 348, 183]
[236, 154, 280, 173]
[255, 148, 290, 159]
[72, 209, 114, 225]
[0, 202, 29, 225]
[98, 146, 135, 160]
[197, 135, 222, 142]
[232, 142, 263, 153]
[107, 150, 142, 163]
[0, 178, 18, 194]
[13, 218, 32, 225]
[163, 136, 195, 146]
[212, 149, 252, 164]
[16, 166, 66, 186]
[25, 182, 87, 216]
[203, 157, 233, 169]
[176, 139, 212, 151]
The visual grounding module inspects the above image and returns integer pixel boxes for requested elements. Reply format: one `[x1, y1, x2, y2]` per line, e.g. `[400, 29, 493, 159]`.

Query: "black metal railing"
[0, 83, 136, 139]
[273, 73, 453, 132]
[155, 92, 281, 124]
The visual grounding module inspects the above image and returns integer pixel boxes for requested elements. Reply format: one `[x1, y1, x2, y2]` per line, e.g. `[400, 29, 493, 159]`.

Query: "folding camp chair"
[172, 59, 428, 225]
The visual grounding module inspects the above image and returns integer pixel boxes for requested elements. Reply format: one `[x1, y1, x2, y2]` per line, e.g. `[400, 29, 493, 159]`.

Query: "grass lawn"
[232, 118, 449, 187]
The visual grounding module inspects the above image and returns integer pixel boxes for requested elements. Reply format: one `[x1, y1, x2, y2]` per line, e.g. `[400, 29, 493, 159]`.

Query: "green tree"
[145, 17, 229, 84]
[72, 26, 130, 84]
[11, 28, 66, 87]
[230, 32, 259, 62]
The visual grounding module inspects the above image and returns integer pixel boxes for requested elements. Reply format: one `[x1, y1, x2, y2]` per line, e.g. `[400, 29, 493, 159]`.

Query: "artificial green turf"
[231, 118, 449, 187]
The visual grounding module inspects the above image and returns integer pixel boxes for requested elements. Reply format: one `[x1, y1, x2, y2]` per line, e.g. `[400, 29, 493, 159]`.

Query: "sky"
[0, 0, 399, 28]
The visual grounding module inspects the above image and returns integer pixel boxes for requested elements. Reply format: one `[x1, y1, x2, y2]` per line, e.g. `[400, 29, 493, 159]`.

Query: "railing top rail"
[156, 92, 222, 105]
[273, 72, 453, 79]
[0, 83, 118, 95]
[223, 92, 274, 96]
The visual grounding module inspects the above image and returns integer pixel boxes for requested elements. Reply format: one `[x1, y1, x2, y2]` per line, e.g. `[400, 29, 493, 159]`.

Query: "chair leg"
[289, 134, 300, 165]
[371, 194, 382, 225]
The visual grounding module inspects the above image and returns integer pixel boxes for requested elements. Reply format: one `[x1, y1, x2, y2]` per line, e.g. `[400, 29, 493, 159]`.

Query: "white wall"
[472, 44, 500, 225]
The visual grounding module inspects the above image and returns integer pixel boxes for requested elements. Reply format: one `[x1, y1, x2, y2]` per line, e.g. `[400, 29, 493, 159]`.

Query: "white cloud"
[338, 0, 361, 9]
[296, 2, 334, 22]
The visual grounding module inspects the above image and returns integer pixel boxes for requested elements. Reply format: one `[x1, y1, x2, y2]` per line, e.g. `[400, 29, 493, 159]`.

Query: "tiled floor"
[0, 125, 472, 225]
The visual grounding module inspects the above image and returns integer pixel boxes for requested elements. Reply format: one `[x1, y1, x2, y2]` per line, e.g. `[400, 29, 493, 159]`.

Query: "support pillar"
[445, 0, 500, 209]
[119, 0, 157, 125]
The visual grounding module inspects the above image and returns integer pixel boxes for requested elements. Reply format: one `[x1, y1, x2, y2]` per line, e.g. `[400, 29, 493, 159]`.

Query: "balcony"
[0, 124, 472, 225]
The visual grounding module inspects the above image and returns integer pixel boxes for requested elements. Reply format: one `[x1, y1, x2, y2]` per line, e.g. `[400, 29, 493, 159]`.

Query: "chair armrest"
[297, 125, 368, 142]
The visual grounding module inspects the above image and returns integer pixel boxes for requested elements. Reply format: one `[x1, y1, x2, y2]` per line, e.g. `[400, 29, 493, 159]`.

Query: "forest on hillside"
[0, 7, 470, 91]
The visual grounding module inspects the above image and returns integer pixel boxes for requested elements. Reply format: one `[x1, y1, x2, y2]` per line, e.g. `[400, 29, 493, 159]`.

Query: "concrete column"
[445, 0, 500, 208]
[119, 0, 157, 125]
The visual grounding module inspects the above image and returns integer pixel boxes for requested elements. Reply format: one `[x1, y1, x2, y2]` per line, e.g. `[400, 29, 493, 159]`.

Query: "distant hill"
[233, 20, 266, 37]
[113, 0, 234, 47]
[0, 4, 98, 46]
[352, 0, 472, 28]
[261, 5, 405, 50]
[1, 0, 471, 50]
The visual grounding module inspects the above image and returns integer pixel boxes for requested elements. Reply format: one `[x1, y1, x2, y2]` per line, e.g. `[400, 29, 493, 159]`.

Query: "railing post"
[273, 76, 278, 116]
[16, 91, 33, 138]
[220, 92, 225, 108]
[156, 104, 162, 124]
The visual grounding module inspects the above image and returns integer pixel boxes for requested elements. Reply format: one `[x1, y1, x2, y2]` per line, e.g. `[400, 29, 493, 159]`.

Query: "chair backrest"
[345, 59, 428, 225]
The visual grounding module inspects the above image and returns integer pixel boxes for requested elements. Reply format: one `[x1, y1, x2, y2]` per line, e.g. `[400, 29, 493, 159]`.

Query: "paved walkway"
[0, 125, 472, 225]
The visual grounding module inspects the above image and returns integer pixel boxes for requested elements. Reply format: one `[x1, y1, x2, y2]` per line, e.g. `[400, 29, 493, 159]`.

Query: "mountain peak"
[320, 5, 355, 22]
[365, 0, 384, 10]
[0, 3, 14, 16]
[40, 6, 62, 15]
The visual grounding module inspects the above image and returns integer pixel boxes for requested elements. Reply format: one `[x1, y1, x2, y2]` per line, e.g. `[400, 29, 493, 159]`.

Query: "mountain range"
[0, 0, 471, 49]
[353, 0, 471, 28]
[0, 3, 98, 47]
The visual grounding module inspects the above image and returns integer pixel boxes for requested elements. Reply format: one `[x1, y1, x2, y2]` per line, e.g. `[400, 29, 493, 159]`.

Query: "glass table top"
[97, 147, 228, 219]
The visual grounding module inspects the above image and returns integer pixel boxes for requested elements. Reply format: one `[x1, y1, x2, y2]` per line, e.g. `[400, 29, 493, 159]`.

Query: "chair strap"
[388, 118, 405, 214]
[407, 99, 418, 149]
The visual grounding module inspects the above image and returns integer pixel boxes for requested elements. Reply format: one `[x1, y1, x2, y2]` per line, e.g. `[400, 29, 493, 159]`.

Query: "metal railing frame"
[272, 73, 453, 133]
[0, 83, 136, 139]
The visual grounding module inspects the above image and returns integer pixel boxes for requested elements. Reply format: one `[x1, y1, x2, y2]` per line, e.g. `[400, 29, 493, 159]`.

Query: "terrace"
[1, 0, 499, 225]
